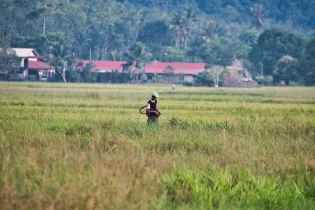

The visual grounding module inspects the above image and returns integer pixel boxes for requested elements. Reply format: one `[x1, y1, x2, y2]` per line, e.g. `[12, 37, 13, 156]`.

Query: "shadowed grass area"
[0, 82, 314, 209]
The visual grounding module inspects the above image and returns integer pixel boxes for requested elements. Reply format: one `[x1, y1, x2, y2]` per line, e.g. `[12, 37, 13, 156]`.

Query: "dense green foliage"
[248, 28, 304, 76]
[1, 0, 315, 84]
[300, 38, 315, 85]
[0, 82, 314, 209]
[0, 44, 20, 78]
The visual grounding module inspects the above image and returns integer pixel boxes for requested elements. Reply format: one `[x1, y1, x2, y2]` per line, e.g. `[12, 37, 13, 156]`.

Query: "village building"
[9, 48, 53, 81]
[73, 60, 128, 73]
[28, 60, 55, 80]
[74, 60, 206, 83]
[144, 62, 206, 83]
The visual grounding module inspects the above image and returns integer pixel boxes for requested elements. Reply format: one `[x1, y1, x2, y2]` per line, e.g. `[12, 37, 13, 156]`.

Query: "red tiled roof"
[28, 61, 54, 70]
[75, 60, 206, 75]
[74, 60, 128, 72]
[145, 62, 205, 75]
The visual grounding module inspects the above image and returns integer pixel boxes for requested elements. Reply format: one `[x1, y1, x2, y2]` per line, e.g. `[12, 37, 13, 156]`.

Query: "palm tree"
[170, 10, 185, 49]
[170, 7, 198, 49]
[123, 43, 152, 81]
[201, 21, 218, 43]
[49, 44, 71, 83]
[248, 4, 265, 32]
[182, 7, 198, 48]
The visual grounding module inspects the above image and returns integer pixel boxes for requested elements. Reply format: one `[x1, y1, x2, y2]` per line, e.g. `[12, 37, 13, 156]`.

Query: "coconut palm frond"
[248, 4, 265, 31]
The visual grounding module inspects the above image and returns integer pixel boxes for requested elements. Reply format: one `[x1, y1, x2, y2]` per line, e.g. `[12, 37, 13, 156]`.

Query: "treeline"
[134, 0, 315, 31]
[0, 0, 315, 85]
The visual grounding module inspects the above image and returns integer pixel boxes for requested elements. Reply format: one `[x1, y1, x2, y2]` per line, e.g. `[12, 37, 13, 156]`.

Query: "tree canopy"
[300, 38, 315, 85]
[1, 0, 315, 85]
[248, 28, 304, 76]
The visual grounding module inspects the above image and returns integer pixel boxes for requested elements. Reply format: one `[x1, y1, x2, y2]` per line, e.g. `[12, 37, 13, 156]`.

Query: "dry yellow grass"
[0, 82, 314, 209]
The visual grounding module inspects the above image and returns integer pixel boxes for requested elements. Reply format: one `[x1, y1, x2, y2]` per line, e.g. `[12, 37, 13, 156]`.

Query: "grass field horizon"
[0, 82, 314, 209]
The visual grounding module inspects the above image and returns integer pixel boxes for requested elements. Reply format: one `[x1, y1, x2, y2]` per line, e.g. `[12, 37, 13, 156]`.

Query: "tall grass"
[0, 82, 314, 209]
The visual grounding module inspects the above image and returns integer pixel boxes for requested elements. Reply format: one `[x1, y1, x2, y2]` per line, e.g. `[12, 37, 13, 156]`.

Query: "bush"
[182, 81, 194, 86]
[288, 81, 299, 86]
[255, 76, 273, 86]
[66, 70, 80, 82]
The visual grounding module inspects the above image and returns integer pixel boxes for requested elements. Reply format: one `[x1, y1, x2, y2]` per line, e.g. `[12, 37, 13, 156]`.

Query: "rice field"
[0, 82, 314, 209]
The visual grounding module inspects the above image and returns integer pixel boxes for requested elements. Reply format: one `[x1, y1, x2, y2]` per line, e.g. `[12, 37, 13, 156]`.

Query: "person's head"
[151, 92, 159, 99]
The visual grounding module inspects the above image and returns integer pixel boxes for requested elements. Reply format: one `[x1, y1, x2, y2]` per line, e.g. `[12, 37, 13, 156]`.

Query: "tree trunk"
[184, 29, 190, 48]
[43, 14, 46, 34]
[61, 61, 67, 83]
[42, 0, 47, 34]
[184, 34, 189, 48]
[214, 75, 219, 87]
[208, 65, 224, 88]
[61, 71, 66, 83]
[175, 31, 180, 48]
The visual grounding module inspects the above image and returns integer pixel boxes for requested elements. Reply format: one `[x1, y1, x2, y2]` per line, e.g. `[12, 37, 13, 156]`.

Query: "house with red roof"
[8, 48, 53, 80]
[74, 60, 206, 83]
[28, 60, 55, 80]
[144, 62, 206, 82]
[73, 60, 129, 73]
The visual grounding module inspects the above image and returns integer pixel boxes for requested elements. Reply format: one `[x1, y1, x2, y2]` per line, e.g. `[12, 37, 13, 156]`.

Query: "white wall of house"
[170, 74, 194, 82]
[10, 70, 28, 80]
[144, 73, 195, 83]
[183, 75, 194, 82]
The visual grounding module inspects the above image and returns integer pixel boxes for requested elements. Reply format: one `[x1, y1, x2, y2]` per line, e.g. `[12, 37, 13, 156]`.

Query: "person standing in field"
[146, 92, 160, 124]
[172, 84, 176, 91]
